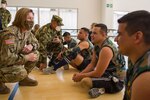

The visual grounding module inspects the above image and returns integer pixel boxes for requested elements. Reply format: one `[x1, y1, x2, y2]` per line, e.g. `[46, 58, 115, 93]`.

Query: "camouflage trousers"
[0, 51, 39, 83]
[0, 61, 37, 83]
[36, 43, 63, 67]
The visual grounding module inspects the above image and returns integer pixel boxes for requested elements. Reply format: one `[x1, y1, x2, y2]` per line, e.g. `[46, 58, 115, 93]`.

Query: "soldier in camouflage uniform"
[115, 10, 150, 100]
[72, 24, 125, 98]
[35, 15, 64, 71]
[0, 0, 11, 30]
[0, 8, 39, 94]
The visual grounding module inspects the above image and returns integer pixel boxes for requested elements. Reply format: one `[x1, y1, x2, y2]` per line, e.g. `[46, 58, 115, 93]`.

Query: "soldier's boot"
[43, 67, 55, 74]
[89, 88, 105, 98]
[0, 82, 10, 94]
[19, 76, 38, 86]
[63, 64, 69, 70]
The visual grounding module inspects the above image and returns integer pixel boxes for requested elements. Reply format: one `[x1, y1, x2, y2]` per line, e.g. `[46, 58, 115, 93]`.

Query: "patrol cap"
[52, 15, 64, 26]
[1, 0, 7, 4]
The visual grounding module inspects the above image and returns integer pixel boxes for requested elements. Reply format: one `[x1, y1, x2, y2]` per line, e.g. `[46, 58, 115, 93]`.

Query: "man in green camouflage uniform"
[115, 10, 150, 100]
[72, 24, 125, 98]
[36, 15, 64, 71]
[0, 0, 11, 30]
[0, 8, 39, 94]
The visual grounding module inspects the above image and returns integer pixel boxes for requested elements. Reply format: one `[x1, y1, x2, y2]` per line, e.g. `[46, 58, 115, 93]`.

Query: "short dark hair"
[118, 10, 150, 44]
[81, 27, 90, 34]
[95, 23, 108, 34]
[63, 32, 70, 37]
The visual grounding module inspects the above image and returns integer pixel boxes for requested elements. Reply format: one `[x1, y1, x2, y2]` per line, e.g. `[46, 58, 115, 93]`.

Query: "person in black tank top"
[42, 27, 93, 74]
[72, 23, 125, 98]
[115, 10, 150, 100]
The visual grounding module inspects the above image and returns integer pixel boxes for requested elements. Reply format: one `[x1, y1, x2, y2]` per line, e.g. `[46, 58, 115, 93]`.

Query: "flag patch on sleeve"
[5, 39, 14, 44]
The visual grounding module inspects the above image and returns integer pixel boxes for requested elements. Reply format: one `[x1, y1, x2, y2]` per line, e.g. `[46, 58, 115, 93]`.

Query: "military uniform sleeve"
[35, 27, 47, 64]
[56, 30, 63, 42]
[28, 32, 39, 51]
[0, 33, 25, 66]
[7, 10, 11, 24]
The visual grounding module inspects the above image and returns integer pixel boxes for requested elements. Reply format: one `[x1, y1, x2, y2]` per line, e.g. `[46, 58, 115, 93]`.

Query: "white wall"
[114, 0, 150, 12]
[6, 0, 150, 29]
[101, 0, 114, 29]
[6, 0, 101, 29]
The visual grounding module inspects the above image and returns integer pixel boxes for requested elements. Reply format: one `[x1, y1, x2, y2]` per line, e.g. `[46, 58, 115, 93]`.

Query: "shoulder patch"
[5, 39, 14, 44]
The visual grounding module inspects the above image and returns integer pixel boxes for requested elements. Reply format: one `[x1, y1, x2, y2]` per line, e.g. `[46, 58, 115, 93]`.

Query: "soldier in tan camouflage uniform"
[36, 15, 64, 71]
[0, 8, 39, 94]
[0, 0, 11, 30]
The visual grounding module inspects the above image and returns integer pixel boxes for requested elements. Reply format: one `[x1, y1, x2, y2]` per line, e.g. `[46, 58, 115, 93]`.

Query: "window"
[113, 11, 129, 69]
[110, 11, 128, 37]
[60, 9, 78, 36]
[39, 8, 51, 26]
[113, 11, 128, 30]
[6, 6, 78, 34]
[30, 7, 38, 25]
[59, 9, 77, 29]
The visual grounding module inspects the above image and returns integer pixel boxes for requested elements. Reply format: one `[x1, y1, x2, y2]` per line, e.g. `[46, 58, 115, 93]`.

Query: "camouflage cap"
[52, 15, 64, 26]
[1, 0, 7, 4]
